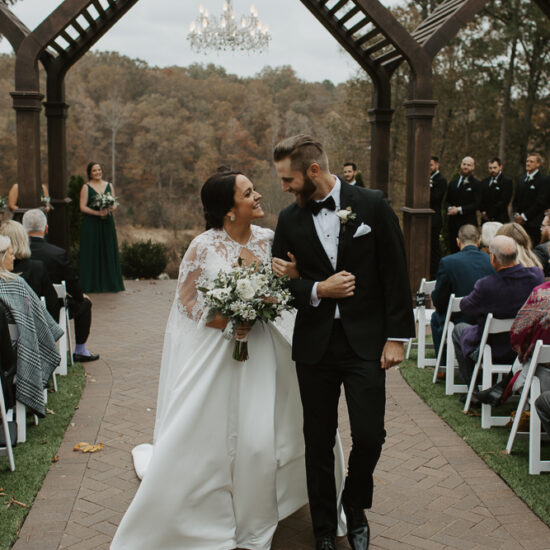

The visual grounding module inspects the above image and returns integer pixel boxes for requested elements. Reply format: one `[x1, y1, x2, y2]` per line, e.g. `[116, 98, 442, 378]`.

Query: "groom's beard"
[295, 174, 316, 208]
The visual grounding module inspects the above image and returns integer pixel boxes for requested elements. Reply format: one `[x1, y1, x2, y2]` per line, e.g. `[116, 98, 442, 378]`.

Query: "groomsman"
[429, 156, 447, 279]
[513, 153, 550, 246]
[342, 162, 364, 187]
[480, 157, 513, 223]
[445, 156, 481, 254]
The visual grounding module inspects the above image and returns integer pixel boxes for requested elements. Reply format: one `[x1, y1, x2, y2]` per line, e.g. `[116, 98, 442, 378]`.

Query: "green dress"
[79, 183, 125, 293]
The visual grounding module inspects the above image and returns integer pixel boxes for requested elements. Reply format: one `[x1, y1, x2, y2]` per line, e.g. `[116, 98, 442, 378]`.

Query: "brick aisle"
[11, 280, 550, 550]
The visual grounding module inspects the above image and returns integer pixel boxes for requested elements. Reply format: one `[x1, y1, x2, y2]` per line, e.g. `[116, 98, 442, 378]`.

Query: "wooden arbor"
[0, 0, 139, 249]
[2, 0, 550, 285]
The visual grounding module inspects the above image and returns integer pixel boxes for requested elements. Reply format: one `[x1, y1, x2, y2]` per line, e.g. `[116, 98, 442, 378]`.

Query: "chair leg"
[15, 401, 26, 443]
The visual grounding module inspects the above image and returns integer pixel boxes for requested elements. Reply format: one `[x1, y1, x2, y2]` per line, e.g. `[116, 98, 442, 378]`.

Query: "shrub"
[120, 240, 168, 279]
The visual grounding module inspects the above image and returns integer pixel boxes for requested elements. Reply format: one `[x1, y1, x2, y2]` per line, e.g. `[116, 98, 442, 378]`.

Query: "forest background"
[0, 0, 549, 275]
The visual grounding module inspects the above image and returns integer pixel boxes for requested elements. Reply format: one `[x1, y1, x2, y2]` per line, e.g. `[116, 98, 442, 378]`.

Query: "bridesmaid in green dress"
[79, 162, 124, 293]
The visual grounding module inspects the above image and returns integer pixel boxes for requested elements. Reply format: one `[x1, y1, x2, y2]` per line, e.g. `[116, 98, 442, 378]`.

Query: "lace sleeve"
[176, 237, 207, 321]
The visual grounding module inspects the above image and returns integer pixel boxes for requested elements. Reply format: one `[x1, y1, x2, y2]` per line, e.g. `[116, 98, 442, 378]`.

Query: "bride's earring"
[229, 214, 236, 222]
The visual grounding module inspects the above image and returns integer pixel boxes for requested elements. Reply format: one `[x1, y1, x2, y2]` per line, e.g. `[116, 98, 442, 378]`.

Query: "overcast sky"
[0, 0, 402, 83]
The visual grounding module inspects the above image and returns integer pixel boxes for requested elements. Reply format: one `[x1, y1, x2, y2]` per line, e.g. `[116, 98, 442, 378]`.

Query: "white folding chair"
[463, 315, 515, 422]
[0, 375, 15, 471]
[432, 295, 467, 394]
[53, 281, 73, 376]
[506, 342, 550, 472]
[40, 296, 57, 394]
[406, 278, 437, 368]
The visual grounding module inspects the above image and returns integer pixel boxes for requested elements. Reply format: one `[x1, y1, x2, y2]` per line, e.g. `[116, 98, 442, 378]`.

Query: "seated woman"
[0, 235, 62, 417]
[495, 222, 543, 270]
[0, 220, 58, 319]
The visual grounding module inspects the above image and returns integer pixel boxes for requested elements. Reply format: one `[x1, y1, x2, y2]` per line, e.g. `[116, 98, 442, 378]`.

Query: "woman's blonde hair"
[0, 220, 31, 259]
[495, 223, 543, 269]
[0, 235, 17, 282]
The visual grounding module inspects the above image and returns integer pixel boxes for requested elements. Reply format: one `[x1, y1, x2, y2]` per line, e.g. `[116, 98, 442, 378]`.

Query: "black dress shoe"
[315, 536, 336, 550]
[73, 352, 100, 363]
[474, 384, 504, 406]
[343, 503, 370, 550]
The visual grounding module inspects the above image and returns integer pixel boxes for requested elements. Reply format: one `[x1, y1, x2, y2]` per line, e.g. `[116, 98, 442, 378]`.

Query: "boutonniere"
[336, 206, 357, 227]
[463, 177, 470, 185]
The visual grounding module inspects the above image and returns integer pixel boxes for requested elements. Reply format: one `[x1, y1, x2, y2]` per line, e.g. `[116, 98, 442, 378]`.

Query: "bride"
[111, 171, 344, 550]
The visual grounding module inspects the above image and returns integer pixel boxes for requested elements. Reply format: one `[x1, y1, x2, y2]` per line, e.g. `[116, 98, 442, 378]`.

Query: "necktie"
[490, 178, 496, 187]
[310, 195, 336, 216]
[525, 175, 532, 184]
[457, 176, 463, 188]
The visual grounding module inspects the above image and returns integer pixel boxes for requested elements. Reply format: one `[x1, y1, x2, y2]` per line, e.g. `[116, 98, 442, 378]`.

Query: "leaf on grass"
[6, 496, 28, 509]
[52, 455, 59, 463]
[46, 407, 55, 415]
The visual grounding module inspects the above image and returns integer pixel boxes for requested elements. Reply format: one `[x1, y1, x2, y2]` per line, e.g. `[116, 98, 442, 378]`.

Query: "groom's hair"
[273, 135, 329, 174]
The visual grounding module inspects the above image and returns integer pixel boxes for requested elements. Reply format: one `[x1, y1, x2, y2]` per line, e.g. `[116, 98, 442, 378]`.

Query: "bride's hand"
[235, 323, 252, 340]
[272, 252, 299, 279]
[206, 314, 228, 330]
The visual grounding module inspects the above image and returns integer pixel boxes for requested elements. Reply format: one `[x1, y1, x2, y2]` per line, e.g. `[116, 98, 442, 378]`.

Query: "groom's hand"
[317, 271, 355, 299]
[380, 341, 404, 369]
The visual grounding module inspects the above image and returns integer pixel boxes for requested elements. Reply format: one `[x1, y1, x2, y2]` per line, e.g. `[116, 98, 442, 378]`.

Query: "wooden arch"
[1, 0, 549, 284]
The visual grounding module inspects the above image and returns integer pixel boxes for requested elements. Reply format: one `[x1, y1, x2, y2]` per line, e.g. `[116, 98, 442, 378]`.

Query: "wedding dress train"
[111, 226, 345, 550]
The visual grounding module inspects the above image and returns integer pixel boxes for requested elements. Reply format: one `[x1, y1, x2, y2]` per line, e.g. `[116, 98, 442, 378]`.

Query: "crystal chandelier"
[188, 1, 271, 54]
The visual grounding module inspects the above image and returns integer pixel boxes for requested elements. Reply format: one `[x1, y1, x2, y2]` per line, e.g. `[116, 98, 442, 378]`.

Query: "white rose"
[236, 279, 255, 301]
[336, 209, 350, 222]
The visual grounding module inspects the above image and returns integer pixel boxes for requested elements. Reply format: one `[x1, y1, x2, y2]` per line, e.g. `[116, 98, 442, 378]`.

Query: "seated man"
[533, 209, 550, 277]
[22, 209, 99, 362]
[452, 235, 545, 387]
[430, 224, 494, 355]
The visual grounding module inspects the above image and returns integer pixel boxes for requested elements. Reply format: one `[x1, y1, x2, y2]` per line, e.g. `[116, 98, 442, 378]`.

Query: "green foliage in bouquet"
[120, 240, 168, 279]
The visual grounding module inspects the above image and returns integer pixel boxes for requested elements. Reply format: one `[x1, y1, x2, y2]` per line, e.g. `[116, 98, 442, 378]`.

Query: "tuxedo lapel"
[299, 206, 334, 273]
[336, 183, 358, 270]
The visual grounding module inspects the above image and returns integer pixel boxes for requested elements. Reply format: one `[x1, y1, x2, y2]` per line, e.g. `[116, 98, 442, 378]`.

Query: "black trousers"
[296, 320, 386, 538]
[67, 297, 92, 345]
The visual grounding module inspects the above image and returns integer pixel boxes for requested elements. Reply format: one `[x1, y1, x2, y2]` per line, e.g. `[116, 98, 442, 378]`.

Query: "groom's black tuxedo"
[273, 182, 414, 539]
[273, 184, 414, 364]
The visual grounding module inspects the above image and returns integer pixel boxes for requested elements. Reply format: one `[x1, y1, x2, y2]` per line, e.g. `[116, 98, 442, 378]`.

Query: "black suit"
[29, 236, 91, 345]
[445, 175, 481, 253]
[513, 171, 549, 246]
[429, 171, 447, 279]
[479, 173, 513, 223]
[273, 183, 414, 537]
[13, 258, 59, 320]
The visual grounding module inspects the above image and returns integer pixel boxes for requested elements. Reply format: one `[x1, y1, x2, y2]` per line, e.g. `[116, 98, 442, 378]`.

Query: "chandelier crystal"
[188, 1, 271, 54]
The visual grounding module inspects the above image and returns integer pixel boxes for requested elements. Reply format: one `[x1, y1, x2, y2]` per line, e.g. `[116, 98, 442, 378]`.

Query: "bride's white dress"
[111, 225, 344, 550]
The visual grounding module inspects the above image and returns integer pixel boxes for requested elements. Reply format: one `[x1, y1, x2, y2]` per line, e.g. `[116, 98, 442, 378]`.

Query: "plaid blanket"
[0, 277, 63, 416]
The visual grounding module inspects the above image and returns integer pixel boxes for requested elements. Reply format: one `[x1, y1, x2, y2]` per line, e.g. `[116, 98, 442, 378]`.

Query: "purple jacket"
[459, 264, 545, 359]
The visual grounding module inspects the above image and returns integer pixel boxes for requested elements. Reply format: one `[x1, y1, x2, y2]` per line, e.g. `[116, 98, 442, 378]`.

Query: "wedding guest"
[480, 221, 502, 254]
[0, 220, 58, 319]
[8, 183, 51, 215]
[513, 153, 549, 247]
[479, 157, 512, 223]
[0, 235, 62, 417]
[429, 156, 447, 278]
[495, 222, 543, 270]
[445, 156, 481, 253]
[533, 209, 550, 277]
[79, 162, 124, 293]
[22, 209, 99, 363]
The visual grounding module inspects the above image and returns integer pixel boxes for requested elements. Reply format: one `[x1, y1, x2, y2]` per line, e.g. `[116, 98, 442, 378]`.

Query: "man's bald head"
[489, 235, 518, 269]
[460, 156, 475, 176]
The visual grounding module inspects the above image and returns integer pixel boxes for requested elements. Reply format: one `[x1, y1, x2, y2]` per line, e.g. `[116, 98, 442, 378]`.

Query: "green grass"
[0, 364, 86, 550]
[400, 356, 550, 526]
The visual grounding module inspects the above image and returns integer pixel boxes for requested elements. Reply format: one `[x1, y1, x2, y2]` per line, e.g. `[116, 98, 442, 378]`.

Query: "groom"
[272, 135, 414, 550]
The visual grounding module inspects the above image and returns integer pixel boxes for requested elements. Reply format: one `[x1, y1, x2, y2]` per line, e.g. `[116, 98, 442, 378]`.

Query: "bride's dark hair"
[201, 170, 243, 230]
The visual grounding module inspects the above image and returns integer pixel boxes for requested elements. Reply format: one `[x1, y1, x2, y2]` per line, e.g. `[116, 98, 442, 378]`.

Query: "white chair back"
[506, 342, 550, 459]
[52, 281, 73, 376]
[0, 374, 15, 471]
[407, 278, 437, 368]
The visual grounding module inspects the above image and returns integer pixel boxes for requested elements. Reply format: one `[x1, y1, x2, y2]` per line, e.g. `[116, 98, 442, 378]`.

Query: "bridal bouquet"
[199, 259, 293, 361]
[91, 191, 119, 211]
[0, 196, 7, 212]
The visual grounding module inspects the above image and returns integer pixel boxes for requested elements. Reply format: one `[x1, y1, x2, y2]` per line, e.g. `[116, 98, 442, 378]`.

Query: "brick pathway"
[11, 280, 550, 550]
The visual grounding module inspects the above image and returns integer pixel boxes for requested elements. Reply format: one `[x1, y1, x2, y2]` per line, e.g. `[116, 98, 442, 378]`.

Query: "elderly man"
[430, 224, 494, 356]
[452, 235, 545, 387]
[22, 209, 99, 362]
[445, 156, 481, 253]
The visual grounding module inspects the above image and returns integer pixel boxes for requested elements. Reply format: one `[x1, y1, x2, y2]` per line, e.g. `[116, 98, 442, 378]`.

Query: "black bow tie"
[310, 195, 336, 216]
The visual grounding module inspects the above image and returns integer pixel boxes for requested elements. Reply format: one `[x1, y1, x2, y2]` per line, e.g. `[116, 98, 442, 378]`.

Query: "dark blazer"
[430, 171, 447, 230]
[459, 264, 545, 358]
[480, 173, 513, 223]
[513, 172, 549, 231]
[13, 257, 59, 319]
[444, 175, 481, 227]
[431, 245, 495, 321]
[534, 242, 550, 277]
[29, 237, 84, 302]
[273, 184, 415, 364]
